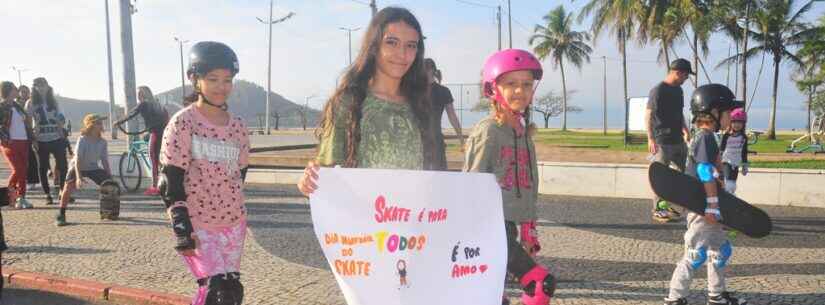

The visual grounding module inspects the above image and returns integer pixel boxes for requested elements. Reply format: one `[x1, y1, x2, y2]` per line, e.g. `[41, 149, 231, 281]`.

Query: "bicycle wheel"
[119, 152, 143, 193]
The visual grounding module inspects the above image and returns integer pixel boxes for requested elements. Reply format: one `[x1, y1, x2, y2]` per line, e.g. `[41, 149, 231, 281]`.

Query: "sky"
[1, 0, 823, 130]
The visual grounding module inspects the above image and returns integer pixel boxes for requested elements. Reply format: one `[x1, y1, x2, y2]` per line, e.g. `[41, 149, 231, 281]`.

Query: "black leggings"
[26, 145, 39, 184]
[36, 139, 69, 195]
[723, 162, 740, 181]
[506, 221, 537, 279]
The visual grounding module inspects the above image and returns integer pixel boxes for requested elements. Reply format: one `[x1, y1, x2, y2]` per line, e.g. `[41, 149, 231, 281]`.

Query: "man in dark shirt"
[646, 58, 693, 222]
[424, 58, 463, 170]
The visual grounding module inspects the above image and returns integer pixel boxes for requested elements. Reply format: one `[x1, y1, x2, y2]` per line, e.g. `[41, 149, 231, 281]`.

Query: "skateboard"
[649, 162, 772, 238]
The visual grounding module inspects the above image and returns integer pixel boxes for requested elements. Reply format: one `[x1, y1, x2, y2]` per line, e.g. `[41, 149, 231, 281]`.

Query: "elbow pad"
[696, 162, 715, 183]
[159, 165, 187, 208]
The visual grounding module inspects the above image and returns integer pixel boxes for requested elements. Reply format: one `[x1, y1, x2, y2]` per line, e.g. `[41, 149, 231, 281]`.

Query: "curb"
[2, 267, 189, 305]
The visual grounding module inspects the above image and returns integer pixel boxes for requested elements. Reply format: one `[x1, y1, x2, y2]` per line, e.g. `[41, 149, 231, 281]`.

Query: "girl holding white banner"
[298, 6, 432, 192]
[464, 49, 557, 305]
[160, 41, 250, 305]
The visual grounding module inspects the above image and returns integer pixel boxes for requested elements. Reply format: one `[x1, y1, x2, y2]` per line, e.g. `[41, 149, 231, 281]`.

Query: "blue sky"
[1, 0, 822, 130]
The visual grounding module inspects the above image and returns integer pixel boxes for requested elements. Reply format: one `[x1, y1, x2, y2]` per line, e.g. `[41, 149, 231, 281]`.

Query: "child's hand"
[297, 161, 320, 198]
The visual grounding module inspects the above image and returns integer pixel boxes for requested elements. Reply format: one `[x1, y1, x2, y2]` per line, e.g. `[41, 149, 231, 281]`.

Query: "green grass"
[532, 129, 812, 154]
[445, 129, 825, 169]
[751, 159, 825, 170]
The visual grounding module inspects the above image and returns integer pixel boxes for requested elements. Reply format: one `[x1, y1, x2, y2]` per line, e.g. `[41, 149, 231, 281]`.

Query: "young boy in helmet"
[719, 108, 749, 194]
[664, 84, 747, 305]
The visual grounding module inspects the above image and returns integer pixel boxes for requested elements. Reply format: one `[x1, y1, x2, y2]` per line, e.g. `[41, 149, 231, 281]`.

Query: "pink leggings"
[180, 221, 247, 305]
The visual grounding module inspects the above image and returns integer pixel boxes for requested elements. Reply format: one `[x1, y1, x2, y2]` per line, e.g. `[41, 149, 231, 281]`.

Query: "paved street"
[2, 174, 823, 305]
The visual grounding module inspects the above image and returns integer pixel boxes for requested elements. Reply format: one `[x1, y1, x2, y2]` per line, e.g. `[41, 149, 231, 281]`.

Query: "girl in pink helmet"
[464, 49, 556, 305]
[720, 108, 749, 194]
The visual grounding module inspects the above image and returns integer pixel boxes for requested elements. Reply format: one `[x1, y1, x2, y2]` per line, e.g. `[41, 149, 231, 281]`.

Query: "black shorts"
[65, 169, 112, 186]
[723, 163, 739, 181]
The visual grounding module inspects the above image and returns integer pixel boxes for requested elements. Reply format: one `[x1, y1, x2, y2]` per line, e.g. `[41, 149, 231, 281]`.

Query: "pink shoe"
[143, 187, 160, 196]
[520, 266, 556, 305]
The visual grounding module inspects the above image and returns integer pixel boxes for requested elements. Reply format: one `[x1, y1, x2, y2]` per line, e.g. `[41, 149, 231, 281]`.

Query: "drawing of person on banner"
[396, 259, 409, 289]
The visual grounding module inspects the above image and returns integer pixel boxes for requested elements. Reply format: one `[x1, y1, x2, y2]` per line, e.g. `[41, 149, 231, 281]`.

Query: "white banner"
[310, 168, 507, 305]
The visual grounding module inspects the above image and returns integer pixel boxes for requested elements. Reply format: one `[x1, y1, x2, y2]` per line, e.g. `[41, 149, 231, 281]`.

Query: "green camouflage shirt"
[316, 93, 423, 170]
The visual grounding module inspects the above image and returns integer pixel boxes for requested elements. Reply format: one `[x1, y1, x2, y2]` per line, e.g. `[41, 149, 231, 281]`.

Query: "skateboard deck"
[649, 162, 772, 238]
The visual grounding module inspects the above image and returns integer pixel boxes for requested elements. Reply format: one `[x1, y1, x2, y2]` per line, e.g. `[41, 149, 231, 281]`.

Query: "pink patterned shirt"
[160, 106, 250, 230]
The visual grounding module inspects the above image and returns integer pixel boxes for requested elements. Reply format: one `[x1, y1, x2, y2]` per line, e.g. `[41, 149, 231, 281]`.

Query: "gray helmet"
[187, 41, 239, 78]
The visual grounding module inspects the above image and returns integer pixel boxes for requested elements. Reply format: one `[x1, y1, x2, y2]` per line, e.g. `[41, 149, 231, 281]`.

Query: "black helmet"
[690, 84, 744, 115]
[187, 41, 239, 78]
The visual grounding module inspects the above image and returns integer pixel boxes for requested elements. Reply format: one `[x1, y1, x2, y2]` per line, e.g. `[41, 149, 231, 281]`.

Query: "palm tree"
[639, 4, 689, 69]
[794, 15, 825, 132]
[530, 5, 593, 131]
[713, 0, 762, 105]
[579, 0, 643, 144]
[720, 0, 818, 139]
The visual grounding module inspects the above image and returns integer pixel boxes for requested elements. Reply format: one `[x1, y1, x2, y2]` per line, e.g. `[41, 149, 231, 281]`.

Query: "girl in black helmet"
[159, 41, 250, 305]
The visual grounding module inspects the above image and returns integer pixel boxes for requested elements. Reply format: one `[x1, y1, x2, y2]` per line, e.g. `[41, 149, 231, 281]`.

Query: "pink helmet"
[482, 49, 543, 107]
[730, 107, 747, 122]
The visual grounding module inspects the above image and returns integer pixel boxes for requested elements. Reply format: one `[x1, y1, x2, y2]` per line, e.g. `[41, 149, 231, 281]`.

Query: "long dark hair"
[1, 81, 16, 100]
[31, 80, 59, 111]
[316, 6, 432, 168]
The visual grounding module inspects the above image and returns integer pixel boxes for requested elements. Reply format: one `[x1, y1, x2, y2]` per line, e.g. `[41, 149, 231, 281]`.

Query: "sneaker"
[708, 292, 747, 305]
[16, 197, 33, 209]
[45, 195, 55, 205]
[55, 213, 67, 226]
[143, 186, 160, 196]
[652, 209, 673, 223]
[664, 298, 688, 305]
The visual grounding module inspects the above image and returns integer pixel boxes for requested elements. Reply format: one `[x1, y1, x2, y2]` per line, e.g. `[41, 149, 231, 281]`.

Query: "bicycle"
[116, 121, 153, 193]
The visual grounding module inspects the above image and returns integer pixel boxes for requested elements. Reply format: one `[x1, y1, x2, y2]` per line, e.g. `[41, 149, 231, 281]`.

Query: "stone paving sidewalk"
[2, 177, 824, 305]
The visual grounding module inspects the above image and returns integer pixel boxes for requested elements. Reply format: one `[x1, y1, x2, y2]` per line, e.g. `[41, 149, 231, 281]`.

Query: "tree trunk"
[767, 56, 780, 140]
[693, 33, 699, 88]
[663, 41, 671, 74]
[621, 30, 629, 146]
[544, 114, 550, 128]
[560, 59, 568, 131]
[741, 1, 751, 105]
[808, 88, 813, 134]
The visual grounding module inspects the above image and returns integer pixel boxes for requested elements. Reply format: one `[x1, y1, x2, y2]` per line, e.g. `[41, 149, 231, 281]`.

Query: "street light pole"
[602, 56, 607, 136]
[10, 66, 28, 87]
[104, 0, 118, 139]
[507, 0, 512, 48]
[257, 0, 295, 135]
[174, 37, 188, 103]
[370, 0, 377, 17]
[119, 0, 139, 135]
[339, 27, 360, 65]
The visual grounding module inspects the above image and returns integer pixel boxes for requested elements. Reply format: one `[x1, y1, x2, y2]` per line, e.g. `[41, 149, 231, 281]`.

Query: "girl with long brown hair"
[297, 6, 432, 195]
[26, 77, 69, 205]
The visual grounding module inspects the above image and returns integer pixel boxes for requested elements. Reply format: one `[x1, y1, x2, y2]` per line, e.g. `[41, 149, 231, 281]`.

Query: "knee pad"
[711, 241, 733, 269]
[200, 273, 244, 305]
[686, 246, 708, 270]
[520, 266, 555, 305]
[723, 180, 737, 194]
